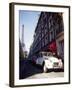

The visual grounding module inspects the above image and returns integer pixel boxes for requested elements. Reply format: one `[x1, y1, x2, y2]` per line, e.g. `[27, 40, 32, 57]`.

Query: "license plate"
[53, 63, 58, 67]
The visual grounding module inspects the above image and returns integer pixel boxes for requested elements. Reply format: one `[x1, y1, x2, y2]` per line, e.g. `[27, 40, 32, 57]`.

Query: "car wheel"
[43, 64, 47, 73]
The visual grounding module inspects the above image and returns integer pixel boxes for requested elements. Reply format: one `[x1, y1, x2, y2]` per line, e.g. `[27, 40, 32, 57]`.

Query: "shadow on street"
[19, 60, 43, 79]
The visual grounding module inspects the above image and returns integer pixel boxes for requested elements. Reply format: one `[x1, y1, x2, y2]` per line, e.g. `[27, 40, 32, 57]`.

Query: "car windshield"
[39, 52, 53, 57]
[47, 52, 53, 56]
[43, 57, 48, 60]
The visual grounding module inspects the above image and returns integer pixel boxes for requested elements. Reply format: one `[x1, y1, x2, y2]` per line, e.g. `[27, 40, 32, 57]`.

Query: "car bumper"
[46, 67, 64, 72]
[46, 65, 63, 70]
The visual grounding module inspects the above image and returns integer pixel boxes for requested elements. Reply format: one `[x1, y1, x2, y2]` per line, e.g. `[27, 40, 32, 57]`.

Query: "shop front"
[48, 41, 57, 54]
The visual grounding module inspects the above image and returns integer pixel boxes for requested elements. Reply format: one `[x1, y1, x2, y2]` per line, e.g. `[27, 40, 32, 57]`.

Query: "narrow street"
[27, 71, 64, 79]
[19, 11, 64, 80]
[19, 60, 43, 79]
[19, 60, 64, 79]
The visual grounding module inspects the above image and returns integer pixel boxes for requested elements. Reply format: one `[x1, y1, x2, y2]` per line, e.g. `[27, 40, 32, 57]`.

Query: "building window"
[42, 31, 44, 38]
[54, 29, 56, 38]
[59, 40, 64, 59]
[39, 35, 41, 41]
[49, 22, 51, 29]
[42, 39, 44, 47]
[45, 35, 48, 45]
[39, 42, 41, 49]
[45, 28, 47, 35]
[50, 30, 54, 42]
[59, 40, 64, 54]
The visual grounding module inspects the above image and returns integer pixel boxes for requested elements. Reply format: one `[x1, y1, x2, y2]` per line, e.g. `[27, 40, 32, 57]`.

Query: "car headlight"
[59, 59, 63, 67]
[59, 59, 62, 62]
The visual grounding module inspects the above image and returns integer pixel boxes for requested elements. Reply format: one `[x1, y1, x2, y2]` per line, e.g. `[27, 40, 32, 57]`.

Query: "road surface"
[19, 60, 64, 79]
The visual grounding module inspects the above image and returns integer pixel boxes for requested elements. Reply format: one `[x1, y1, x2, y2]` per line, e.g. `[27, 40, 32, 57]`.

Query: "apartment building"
[29, 12, 64, 60]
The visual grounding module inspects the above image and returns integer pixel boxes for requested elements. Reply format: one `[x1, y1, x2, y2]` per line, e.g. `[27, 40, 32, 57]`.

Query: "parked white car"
[36, 52, 63, 72]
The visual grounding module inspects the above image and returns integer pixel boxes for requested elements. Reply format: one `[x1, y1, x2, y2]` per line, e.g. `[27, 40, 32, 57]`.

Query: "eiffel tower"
[21, 24, 26, 52]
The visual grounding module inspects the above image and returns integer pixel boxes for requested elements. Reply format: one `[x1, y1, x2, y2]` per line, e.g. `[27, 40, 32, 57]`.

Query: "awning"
[48, 41, 57, 53]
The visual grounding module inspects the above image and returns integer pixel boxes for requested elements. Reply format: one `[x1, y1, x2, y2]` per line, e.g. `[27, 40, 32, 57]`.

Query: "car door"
[38, 57, 44, 65]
